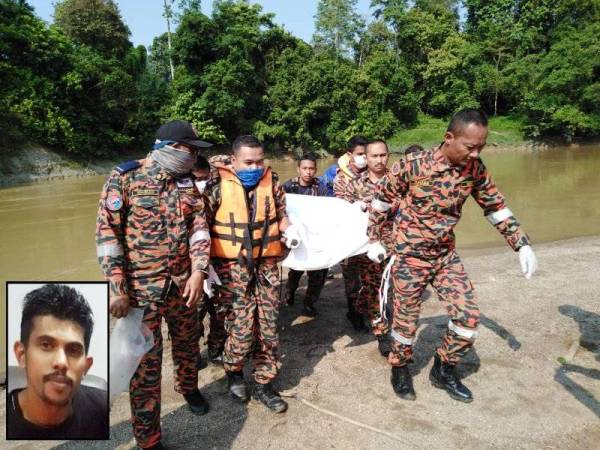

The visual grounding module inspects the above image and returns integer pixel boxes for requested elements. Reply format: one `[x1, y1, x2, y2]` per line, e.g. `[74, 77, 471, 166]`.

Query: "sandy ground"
[2, 236, 599, 449]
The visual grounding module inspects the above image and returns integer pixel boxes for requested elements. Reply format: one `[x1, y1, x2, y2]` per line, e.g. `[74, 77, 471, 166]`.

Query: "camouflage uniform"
[282, 177, 329, 308]
[333, 169, 363, 315]
[96, 155, 210, 448]
[204, 159, 287, 383]
[340, 170, 395, 335]
[368, 147, 530, 366]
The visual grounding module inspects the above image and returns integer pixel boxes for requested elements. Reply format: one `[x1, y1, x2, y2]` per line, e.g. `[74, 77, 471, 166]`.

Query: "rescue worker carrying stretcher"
[203, 135, 301, 413]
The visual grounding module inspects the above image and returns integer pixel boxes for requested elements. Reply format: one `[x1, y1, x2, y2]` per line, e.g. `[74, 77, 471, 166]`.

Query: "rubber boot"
[391, 366, 416, 400]
[429, 354, 473, 403]
[227, 370, 249, 403]
[183, 389, 209, 415]
[253, 382, 288, 413]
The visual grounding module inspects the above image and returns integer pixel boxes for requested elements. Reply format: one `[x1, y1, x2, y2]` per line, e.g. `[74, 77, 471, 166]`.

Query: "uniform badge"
[176, 178, 193, 188]
[391, 162, 401, 176]
[106, 194, 123, 211]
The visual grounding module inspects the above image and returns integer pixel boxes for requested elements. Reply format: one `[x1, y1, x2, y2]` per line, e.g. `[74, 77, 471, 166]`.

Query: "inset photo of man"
[6, 282, 109, 440]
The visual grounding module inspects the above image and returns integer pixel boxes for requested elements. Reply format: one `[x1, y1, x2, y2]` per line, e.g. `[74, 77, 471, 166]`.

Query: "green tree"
[54, 0, 131, 58]
[313, 0, 365, 58]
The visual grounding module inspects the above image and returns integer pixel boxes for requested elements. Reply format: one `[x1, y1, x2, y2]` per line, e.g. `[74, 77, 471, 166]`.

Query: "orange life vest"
[210, 167, 283, 260]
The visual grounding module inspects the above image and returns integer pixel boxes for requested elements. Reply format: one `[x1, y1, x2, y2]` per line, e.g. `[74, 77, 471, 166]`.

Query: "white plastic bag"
[283, 194, 369, 271]
[109, 307, 154, 405]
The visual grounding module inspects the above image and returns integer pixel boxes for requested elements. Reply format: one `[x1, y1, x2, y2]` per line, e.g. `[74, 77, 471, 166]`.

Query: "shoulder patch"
[115, 160, 141, 174]
[391, 161, 401, 176]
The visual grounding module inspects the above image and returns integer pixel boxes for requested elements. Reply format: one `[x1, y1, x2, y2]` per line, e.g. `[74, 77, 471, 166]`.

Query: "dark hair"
[346, 135, 369, 153]
[296, 152, 318, 166]
[232, 135, 263, 154]
[194, 154, 210, 171]
[447, 109, 488, 135]
[404, 144, 424, 155]
[20, 284, 94, 353]
[366, 139, 389, 154]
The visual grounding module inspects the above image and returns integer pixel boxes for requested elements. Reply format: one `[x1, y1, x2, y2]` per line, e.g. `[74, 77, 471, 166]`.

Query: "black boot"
[346, 309, 367, 331]
[183, 389, 209, 415]
[253, 382, 288, 413]
[227, 371, 249, 403]
[377, 334, 392, 357]
[429, 355, 473, 403]
[303, 303, 318, 317]
[391, 366, 416, 400]
[208, 347, 223, 364]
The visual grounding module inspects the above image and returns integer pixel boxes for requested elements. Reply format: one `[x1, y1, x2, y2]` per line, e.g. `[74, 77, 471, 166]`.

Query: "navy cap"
[155, 120, 213, 149]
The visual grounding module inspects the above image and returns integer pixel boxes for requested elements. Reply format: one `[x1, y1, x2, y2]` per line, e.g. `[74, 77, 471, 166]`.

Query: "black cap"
[155, 120, 213, 149]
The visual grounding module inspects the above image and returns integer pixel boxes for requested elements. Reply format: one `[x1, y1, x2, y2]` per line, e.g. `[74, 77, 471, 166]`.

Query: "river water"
[1, 145, 599, 371]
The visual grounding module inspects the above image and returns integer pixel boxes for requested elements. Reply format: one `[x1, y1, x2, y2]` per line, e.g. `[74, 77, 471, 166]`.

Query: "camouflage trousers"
[389, 251, 479, 366]
[213, 258, 282, 383]
[286, 268, 328, 306]
[341, 257, 361, 313]
[198, 294, 227, 354]
[355, 255, 388, 335]
[129, 283, 200, 448]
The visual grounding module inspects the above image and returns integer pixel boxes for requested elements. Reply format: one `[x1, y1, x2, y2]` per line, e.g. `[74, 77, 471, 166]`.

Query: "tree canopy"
[1, 0, 599, 157]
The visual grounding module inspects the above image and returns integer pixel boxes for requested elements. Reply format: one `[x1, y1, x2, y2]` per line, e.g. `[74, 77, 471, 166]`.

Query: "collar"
[145, 154, 170, 181]
[431, 145, 453, 173]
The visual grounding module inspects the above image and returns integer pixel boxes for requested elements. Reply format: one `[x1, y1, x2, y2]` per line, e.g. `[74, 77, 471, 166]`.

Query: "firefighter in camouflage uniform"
[96, 121, 212, 450]
[340, 140, 395, 356]
[366, 109, 538, 403]
[203, 135, 301, 413]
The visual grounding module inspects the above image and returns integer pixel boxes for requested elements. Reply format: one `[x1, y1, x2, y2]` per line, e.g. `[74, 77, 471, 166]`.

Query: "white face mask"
[195, 179, 208, 193]
[353, 154, 367, 169]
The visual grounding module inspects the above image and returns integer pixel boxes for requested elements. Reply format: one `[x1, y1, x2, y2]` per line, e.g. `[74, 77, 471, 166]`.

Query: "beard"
[40, 373, 74, 407]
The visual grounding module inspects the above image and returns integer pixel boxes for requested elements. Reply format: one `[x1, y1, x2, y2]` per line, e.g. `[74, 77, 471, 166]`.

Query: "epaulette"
[115, 160, 142, 174]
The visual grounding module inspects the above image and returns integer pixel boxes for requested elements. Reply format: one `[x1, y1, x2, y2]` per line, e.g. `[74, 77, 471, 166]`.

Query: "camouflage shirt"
[95, 155, 210, 305]
[282, 177, 328, 197]
[333, 169, 358, 198]
[340, 170, 395, 250]
[368, 146, 531, 259]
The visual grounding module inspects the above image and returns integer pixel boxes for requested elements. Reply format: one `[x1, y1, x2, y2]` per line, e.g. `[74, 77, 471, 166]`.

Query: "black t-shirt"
[6, 385, 108, 440]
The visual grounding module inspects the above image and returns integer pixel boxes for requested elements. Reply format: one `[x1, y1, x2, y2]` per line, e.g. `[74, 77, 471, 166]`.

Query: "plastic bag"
[109, 307, 154, 405]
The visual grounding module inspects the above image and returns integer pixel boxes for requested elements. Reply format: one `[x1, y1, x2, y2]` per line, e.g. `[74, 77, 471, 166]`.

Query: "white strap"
[189, 230, 211, 246]
[378, 255, 396, 321]
[391, 329, 413, 345]
[371, 198, 391, 212]
[485, 207, 513, 225]
[96, 243, 123, 258]
[448, 320, 478, 339]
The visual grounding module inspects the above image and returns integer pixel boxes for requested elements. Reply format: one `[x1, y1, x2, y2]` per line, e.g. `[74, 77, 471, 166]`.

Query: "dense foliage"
[1, 0, 598, 156]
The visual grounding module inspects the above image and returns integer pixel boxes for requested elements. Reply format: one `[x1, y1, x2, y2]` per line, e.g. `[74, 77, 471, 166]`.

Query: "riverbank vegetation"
[1, 0, 599, 158]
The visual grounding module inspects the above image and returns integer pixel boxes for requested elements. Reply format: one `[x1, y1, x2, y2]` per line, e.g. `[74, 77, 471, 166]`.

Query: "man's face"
[350, 145, 366, 158]
[366, 142, 389, 175]
[296, 159, 317, 184]
[15, 315, 93, 408]
[192, 168, 210, 180]
[172, 142, 197, 156]
[231, 146, 265, 172]
[443, 123, 488, 166]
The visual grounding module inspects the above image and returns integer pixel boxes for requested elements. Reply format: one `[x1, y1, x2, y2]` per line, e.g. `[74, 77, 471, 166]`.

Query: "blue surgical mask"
[236, 167, 264, 189]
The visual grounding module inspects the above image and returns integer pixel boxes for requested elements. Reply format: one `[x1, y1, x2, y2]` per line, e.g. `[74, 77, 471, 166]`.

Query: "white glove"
[203, 265, 222, 298]
[356, 200, 368, 212]
[283, 224, 302, 249]
[367, 242, 386, 263]
[518, 245, 537, 279]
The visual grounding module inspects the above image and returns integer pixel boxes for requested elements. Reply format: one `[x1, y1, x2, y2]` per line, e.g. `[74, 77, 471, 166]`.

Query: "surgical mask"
[353, 154, 367, 169]
[195, 179, 208, 193]
[236, 167, 264, 189]
[152, 144, 196, 177]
